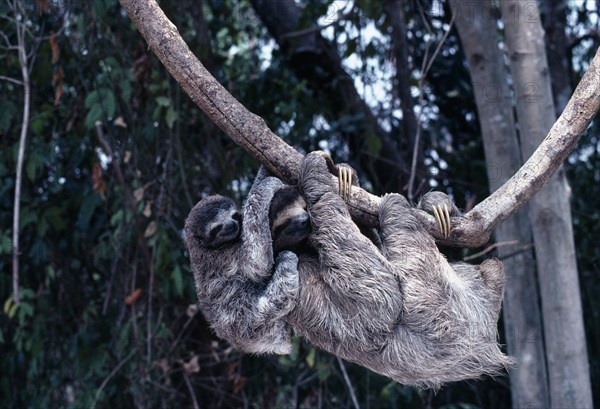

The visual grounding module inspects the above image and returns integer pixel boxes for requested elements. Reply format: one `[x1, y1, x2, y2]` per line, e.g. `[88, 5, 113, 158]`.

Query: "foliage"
[0, 0, 597, 407]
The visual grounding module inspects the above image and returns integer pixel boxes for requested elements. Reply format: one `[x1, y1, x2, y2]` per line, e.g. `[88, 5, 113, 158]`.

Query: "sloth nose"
[222, 220, 238, 235]
[298, 214, 310, 230]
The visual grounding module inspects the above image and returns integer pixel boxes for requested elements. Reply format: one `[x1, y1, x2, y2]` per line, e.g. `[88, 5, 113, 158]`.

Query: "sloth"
[184, 169, 300, 355]
[270, 152, 511, 389]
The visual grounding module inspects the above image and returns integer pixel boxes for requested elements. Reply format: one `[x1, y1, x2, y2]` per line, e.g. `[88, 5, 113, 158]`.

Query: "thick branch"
[468, 45, 600, 234]
[118, 0, 600, 247]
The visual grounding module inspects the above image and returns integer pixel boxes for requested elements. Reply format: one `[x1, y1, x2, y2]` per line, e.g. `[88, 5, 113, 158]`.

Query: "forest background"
[0, 0, 598, 408]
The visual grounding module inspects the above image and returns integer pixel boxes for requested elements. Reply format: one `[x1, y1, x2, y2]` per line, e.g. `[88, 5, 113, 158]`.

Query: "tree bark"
[450, 1, 549, 407]
[117, 0, 600, 249]
[500, 1, 593, 408]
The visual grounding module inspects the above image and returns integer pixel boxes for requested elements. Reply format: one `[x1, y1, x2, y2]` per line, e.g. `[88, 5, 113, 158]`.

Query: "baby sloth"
[184, 169, 300, 355]
[271, 152, 511, 389]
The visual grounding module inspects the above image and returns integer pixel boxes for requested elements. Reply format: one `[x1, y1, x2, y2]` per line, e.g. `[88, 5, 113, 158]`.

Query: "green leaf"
[316, 361, 331, 381]
[46, 265, 56, 281]
[36, 219, 49, 237]
[19, 209, 38, 229]
[85, 104, 104, 130]
[171, 265, 183, 297]
[25, 153, 44, 182]
[155, 96, 171, 107]
[0, 100, 16, 132]
[306, 347, 316, 368]
[0, 232, 11, 256]
[117, 322, 132, 355]
[110, 209, 123, 226]
[85, 88, 116, 129]
[3, 297, 13, 314]
[155, 323, 173, 340]
[18, 301, 34, 322]
[8, 303, 18, 319]
[103, 57, 120, 70]
[165, 105, 178, 129]
[78, 194, 100, 231]
[45, 206, 67, 230]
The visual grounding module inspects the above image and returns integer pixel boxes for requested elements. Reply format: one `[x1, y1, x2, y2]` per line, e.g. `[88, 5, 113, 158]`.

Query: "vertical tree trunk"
[540, 0, 571, 114]
[449, 1, 549, 407]
[500, 2, 593, 408]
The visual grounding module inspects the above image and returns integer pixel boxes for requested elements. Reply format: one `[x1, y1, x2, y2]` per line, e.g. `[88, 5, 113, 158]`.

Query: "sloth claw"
[431, 203, 451, 238]
[313, 151, 353, 202]
[337, 164, 353, 202]
[417, 192, 459, 239]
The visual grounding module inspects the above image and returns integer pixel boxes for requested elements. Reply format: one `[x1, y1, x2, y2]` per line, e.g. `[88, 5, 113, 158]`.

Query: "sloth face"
[186, 195, 242, 249]
[269, 187, 311, 253]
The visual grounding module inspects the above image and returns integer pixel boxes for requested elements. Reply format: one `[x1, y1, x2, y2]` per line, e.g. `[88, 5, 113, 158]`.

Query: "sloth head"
[185, 195, 242, 250]
[269, 186, 311, 254]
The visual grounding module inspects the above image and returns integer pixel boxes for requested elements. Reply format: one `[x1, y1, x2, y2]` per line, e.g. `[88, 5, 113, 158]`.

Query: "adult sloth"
[277, 152, 511, 389]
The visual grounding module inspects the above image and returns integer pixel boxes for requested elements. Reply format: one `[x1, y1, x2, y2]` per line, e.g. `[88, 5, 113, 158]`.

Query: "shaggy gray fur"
[184, 170, 299, 355]
[284, 152, 512, 389]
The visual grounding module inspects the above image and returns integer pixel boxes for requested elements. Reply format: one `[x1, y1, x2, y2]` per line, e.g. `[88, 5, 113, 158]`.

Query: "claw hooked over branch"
[431, 204, 452, 238]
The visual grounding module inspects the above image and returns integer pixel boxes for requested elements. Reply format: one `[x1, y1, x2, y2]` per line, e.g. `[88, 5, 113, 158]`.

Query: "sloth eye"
[232, 212, 242, 222]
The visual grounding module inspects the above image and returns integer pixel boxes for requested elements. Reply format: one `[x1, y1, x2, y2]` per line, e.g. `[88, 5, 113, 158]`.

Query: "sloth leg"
[299, 152, 402, 327]
[257, 251, 300, 321]
[417, 191, 460, 238]
[299, 152, 392, 279]
[378, 193, 441, 261]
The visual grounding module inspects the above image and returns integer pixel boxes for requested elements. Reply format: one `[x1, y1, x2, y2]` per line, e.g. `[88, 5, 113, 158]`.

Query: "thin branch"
[94, 122, 154, 270]
[118, 0, 600, 247]
[281, 17, 340, 39]
[408, 9, 456, 201]
[463, 240, 520, 261]
[0, 75, 23, 85]
[424, 12, 457, 79]
[12, 0, 31, 306]
[0, 30, 13, 47]
[183, 372, 200, 409]
[167, 311, 196, 356]
[91, 350, 137, 408]
[337, 357, 361, 409]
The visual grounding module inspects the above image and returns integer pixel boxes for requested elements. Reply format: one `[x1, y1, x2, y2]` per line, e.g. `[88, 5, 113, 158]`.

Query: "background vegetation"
[0, 0, 598, 407]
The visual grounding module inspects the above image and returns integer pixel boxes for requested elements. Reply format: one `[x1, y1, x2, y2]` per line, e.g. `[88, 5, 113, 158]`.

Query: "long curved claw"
[431, 204, 452, 238]
[338, 165, 352, 201]
[313, 151, 353, 202]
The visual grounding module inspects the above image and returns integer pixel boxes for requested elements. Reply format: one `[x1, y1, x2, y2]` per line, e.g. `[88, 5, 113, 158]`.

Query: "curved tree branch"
[118, 0, 600, 247]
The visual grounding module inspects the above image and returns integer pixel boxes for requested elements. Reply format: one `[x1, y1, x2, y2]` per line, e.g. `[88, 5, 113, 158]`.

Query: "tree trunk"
[449, 1, 549, 407]
[500, 2, 593, 408]
[540, 0, 572, 114]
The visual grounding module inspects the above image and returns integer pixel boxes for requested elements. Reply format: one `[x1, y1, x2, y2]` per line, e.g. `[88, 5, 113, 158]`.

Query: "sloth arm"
[255, 251, 300, 323]
[240, 171, 284, 273]
[299, 153, 403, 330]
